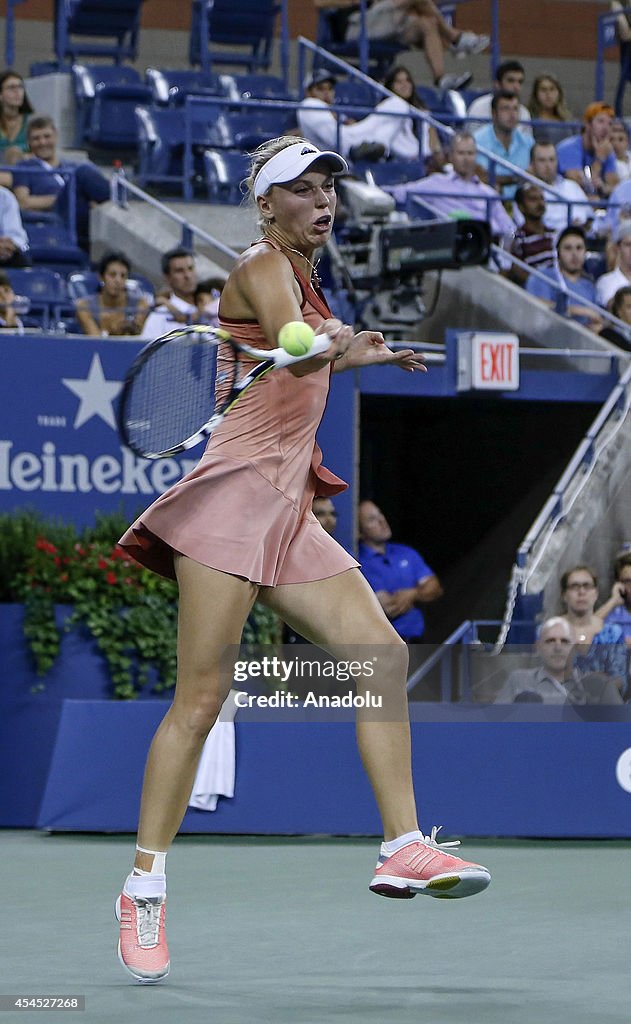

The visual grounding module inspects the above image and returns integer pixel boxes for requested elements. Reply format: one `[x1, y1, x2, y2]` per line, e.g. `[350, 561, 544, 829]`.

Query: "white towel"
[188, 690, 242, 811]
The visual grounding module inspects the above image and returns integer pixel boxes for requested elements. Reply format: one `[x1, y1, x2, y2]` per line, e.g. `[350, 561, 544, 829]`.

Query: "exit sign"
[458, 332, 520, 391]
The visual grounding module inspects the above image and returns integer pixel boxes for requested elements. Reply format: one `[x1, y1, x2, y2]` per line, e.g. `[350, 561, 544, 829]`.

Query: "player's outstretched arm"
[333, 331, 428, 373]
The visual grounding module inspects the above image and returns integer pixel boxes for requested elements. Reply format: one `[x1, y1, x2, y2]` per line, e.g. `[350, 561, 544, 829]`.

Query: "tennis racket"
[118, 324, 331, 459]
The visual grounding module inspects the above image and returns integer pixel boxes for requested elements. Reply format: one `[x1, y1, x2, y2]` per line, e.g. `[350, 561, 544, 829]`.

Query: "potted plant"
[1, 508, 282, 699]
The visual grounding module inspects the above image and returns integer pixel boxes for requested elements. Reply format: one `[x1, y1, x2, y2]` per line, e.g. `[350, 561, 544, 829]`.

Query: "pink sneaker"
[115, 890, 170, 983]
[370, 827, 491, 900]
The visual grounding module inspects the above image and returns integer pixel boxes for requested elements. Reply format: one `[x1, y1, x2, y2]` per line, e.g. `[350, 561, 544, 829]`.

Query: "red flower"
[105, 572, 117, 585]
[98, 558, 109, 570]
[36, 537, 57, 554]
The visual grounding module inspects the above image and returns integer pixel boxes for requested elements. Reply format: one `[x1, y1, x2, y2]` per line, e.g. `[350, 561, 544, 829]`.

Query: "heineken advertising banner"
[0, 335, 355, 543]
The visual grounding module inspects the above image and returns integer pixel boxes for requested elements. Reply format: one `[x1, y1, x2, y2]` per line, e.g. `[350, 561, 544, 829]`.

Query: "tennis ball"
[278, 321, 315, 356]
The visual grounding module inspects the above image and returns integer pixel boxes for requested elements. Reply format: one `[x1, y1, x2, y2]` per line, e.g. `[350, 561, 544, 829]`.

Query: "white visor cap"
[253, 143, 348, 199]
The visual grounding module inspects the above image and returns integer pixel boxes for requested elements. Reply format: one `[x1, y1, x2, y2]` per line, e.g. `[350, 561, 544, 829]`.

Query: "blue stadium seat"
[145, 68, 230, 107]
[416, 84, 463, 121]
[211, 111, 285, 150]
[72, 63, 151, 147]
[55, 0, 145, 65]
[190, 0, 280, 72]
[334, 78, 381, 109]
[357, 159, 424, 187]
[6, 268, 70, 330]
[227, 73, 292, 102]
[25, 222, 88, 273]
[135, 106, 225, 191]
[315, 7, 404, 79]
[204, 149, 250, 203]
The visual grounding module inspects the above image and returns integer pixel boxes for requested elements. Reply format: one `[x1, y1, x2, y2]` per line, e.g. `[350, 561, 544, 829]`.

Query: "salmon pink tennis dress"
[119, 244, 358, 586]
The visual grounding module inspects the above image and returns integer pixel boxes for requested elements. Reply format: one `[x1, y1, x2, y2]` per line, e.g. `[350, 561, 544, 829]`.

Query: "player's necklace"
[283, 246, 321, 288]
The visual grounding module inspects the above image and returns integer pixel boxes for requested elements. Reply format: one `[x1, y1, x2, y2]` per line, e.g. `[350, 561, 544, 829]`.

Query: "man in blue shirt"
[473, 90, 531, 199]
[358, 500, 443, 641]
[525, 225, 603, 332]
[12, 115, 109, 252]
[556, 101, 619, 201]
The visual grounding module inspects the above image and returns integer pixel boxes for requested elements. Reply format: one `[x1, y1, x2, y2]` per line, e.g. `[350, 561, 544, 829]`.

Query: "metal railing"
[110, 168, 239, 265]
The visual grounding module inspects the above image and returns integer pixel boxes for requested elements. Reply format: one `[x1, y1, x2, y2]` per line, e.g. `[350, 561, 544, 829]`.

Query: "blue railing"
[5, 0, 28, 68]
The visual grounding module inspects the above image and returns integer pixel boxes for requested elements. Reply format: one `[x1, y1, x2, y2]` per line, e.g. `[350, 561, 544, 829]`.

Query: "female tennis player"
[115, 136, 491, 984]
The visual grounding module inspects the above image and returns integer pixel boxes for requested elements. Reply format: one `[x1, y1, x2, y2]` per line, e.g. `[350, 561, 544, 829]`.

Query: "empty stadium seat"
[315, 7, 404, 78]
[416, 84, 463, 122]
[145, 68, 230, 107]
[211, 111, 285, 150]
[190, 0, 280, 72]
[25, 222, 88, 273]
[333, 78, 381, 109]
[6, 268, 70, 330]
[226, 73, 292, 102]
[72, 63, 151, 147]
[358, 159, 425, 187]
[55, 0, 145, 65]
[204, 149, 250, 204]
[135, 106, 226, 191]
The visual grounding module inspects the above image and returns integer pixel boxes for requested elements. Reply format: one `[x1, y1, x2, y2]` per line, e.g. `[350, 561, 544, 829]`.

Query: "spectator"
[358, 499, 442, 643]
[75, 250, 150, 337]
[527, 140, 590, 232]
[312, 496, 338, 535]
[317, 0, 487, 91]
[596, 550, 631, 642]
[599, 285, 631, 351]
[383, 65, 445, 171]
[556, 102, 619, 200]
[194, 277, 224, 328]
[0, 69, 33, 167]
[527, 73, 573, 144]
[385, 130, 516, 245]
[0, 183, 30, 267]
[473, 90, 532, 198]
[611, 0, 631, 115]
[140, 247, 198, 339]
[611, 119, 631, 182]
[12, 115, 109, 252]
[297, 69, 421, 163]
[605, 177, 631, 239]
[509, 183, 556, 285]
[559, 564, 627, 697]
[525, 225, 603, 332]
[0, 270, 24, 330]
[596, 221, 631, 308]
[467, 60, 532, 138]
[494, 616, 622, 705]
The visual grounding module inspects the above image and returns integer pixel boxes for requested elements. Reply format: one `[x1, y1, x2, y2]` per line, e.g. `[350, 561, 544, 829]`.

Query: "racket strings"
[124, 336, 224, 455]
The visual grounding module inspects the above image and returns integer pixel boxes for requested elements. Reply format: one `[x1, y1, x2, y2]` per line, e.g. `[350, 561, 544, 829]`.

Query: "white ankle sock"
[382, 830, 424, 854]
[125, 872, 166, 899]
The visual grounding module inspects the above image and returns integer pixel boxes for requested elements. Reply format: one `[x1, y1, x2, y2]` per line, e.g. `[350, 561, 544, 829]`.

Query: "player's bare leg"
[117, 557, 258, 983]
[261, 568, 491, 900]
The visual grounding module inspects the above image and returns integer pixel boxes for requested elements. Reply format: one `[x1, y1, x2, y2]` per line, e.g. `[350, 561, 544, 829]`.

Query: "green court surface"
[2, 832, 629, 1024]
